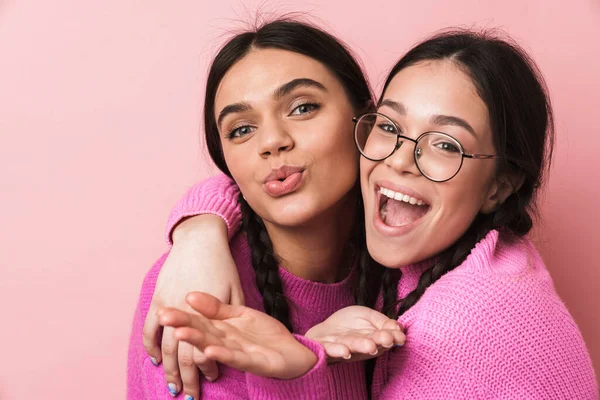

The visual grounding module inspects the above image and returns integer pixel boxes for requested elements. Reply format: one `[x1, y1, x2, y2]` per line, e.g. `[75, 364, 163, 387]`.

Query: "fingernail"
[369, 349, 379, 355]
[206, 376, 215, 382]
[150, 357, 158, 366]
[342, 353, 351, 360]
[382, 343, 394, 349]
[394, 342, 405, 347]
[167, 383, 178, 396]
[185, 396, 195, 400]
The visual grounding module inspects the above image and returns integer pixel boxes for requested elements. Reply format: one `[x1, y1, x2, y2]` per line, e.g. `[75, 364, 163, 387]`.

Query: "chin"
[268, 204, 319, 227]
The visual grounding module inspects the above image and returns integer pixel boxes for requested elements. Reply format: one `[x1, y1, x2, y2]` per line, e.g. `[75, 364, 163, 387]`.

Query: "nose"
[383, 137, 421, 176]
[257, 119, 294, 158]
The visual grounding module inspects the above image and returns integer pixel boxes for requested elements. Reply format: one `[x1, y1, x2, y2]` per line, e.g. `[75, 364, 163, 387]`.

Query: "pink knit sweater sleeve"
[246, 336, 368, 400]
[375, 233, 598, 400]
[128, 255, 366, 399]
[165, 173, 241, 246]
[245, 335, 330, 399]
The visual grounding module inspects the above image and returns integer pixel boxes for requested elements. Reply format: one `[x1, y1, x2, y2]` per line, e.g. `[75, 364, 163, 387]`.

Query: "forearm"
[166, 173, 242, 246]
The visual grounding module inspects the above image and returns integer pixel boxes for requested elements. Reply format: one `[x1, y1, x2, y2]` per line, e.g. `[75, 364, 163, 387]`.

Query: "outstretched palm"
[305, 306, 405, 362]
[158, 292, 317, 379]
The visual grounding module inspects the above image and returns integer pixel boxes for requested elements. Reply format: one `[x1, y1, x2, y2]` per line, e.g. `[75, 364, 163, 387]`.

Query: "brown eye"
[435, 141, 460, 153]
[227, 125, 256, 139]
[290, 103, 320, 116]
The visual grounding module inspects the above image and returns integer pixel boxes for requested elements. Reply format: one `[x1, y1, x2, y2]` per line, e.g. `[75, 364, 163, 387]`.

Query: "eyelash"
[289, 102, 321, 116]
[225, 102, 322, 140]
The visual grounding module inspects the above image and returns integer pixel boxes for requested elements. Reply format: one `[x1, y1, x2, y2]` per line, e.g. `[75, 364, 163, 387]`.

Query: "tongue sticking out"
[381, 198, 428, 227]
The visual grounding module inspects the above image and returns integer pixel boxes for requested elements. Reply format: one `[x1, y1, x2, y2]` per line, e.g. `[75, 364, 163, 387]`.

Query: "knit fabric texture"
[128, 195, 367, 399]
[131, 174, 598, 399]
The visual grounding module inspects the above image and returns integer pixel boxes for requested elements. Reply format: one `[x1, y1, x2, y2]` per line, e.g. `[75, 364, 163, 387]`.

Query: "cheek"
[435, 167, 494, 224]
[222, 143, 255, 192]
[360, 157, 377, 203]
[308, 117, 359, 177]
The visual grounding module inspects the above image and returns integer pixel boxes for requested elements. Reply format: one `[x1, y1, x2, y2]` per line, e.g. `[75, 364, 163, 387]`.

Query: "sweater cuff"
[165, 174, 242, 247]
[246, 335, 330, 399]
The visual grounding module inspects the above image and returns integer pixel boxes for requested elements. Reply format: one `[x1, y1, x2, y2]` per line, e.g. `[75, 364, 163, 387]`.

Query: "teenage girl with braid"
[149, 29, 598, 398]
[127, 19, 406, 400]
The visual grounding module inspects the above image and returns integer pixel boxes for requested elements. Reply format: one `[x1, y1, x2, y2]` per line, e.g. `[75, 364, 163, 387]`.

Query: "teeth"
[379, 187, 426, 206]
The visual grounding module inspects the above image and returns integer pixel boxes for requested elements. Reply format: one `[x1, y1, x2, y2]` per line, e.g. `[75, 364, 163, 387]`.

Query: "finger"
[193, 348, 219, 382]
[161, 326, 182, 396]
[370, 330, 396, 348]
[178, 341, 200, 400]
[174, 327, 226, 352]
[380, 317, 403, 332]
[159, 307, 225, 339]
[321, 342, 351, 361]
[388, 327, 406, 346]
[368, 309, 402, 330]
[186, 292, 242, 320]
[142, 304, 163, 365]
[370, 324, 406, 347]
[346, 336, 378, 355]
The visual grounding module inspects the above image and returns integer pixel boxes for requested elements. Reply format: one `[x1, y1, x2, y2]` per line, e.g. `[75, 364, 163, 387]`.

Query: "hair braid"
[352, 195, 384, 308]
[395, 215, 497, 317]
[380, 268, 402, 319]
[240, 194, 293, 331]
[373, 30, 553, 319]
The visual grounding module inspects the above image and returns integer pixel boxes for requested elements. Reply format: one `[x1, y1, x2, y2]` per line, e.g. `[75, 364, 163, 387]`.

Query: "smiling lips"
[264, 166, 305, 197]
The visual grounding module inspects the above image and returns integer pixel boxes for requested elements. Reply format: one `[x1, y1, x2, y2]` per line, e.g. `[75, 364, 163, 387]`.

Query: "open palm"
[158, 292, 317, 379]
[305, 306, 405, 362]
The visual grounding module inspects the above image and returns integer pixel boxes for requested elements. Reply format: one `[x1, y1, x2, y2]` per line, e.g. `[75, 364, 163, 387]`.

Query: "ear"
[480, 172, 526, 214]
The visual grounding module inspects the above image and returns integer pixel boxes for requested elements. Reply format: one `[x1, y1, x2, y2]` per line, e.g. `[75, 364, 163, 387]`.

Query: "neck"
[264, 190, 359, 283]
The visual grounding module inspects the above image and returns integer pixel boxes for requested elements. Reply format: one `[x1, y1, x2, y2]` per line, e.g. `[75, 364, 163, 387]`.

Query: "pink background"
[1, 0, 598, 398]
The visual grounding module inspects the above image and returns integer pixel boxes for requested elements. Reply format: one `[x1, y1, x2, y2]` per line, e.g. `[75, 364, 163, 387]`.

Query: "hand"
[142, 215, 243, 399]
[305, 306, 405, 363]
[158, 292, 318, 380]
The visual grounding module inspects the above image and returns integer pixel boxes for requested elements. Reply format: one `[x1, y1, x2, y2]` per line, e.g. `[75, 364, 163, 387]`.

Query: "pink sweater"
[127, 175, 367, 399]
[151, 174, 599, 399]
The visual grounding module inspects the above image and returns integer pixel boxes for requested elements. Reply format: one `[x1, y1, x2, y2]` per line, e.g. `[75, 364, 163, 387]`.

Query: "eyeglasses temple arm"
[464, 154, 501, 159]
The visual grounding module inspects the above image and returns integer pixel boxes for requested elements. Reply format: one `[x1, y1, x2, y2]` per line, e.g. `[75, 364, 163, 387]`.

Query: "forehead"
[215, 48, 340, 110]
[382, 61, 489, 131]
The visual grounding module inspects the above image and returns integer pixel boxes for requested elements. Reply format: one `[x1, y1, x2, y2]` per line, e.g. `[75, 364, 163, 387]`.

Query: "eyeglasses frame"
[352, 112, 500, 183]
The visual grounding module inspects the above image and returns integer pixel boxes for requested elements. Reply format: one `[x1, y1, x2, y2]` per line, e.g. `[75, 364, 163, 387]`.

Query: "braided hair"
[202, 19, 376, 328]
[379, 30, 555, 319]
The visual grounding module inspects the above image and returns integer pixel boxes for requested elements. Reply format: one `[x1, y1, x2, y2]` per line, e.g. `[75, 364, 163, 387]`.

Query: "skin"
[216, 47, 361, 283]
[361, 60, 517, 268]
[159, 58, 523, 384]
[147, 47, 401, 398]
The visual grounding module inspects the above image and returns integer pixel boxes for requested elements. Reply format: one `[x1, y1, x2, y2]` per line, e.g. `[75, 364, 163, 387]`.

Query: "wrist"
[172, 214, 227, 242]
[284, 347, 318, 380]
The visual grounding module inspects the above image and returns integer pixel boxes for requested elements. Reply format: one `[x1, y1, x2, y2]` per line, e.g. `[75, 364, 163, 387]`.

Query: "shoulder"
[404, 231, 580, 346]
[397, 232, 596, 397]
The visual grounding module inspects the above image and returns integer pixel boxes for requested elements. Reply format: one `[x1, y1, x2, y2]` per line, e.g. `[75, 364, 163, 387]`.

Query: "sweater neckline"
[278, 261, 357, 311]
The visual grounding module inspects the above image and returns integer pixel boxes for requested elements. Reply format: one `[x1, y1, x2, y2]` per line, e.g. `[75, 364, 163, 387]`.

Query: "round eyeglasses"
[353, 112, 500, 182]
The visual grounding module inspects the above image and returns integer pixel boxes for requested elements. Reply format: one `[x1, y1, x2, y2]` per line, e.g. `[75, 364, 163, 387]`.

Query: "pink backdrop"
[1, 1, 598, 398]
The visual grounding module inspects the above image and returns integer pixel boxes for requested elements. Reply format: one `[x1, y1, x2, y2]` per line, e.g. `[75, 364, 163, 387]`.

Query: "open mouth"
[378, 186, 430, 227]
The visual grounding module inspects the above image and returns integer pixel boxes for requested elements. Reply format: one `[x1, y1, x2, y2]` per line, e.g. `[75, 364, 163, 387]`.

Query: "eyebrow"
[217, 78, 328, 129]
[273, 78, 327, 99]
[380, 98, 477, 136]
[217, 102, 252, 129]
[430, 115, 477, 137]
[379, 99, 406, 115]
